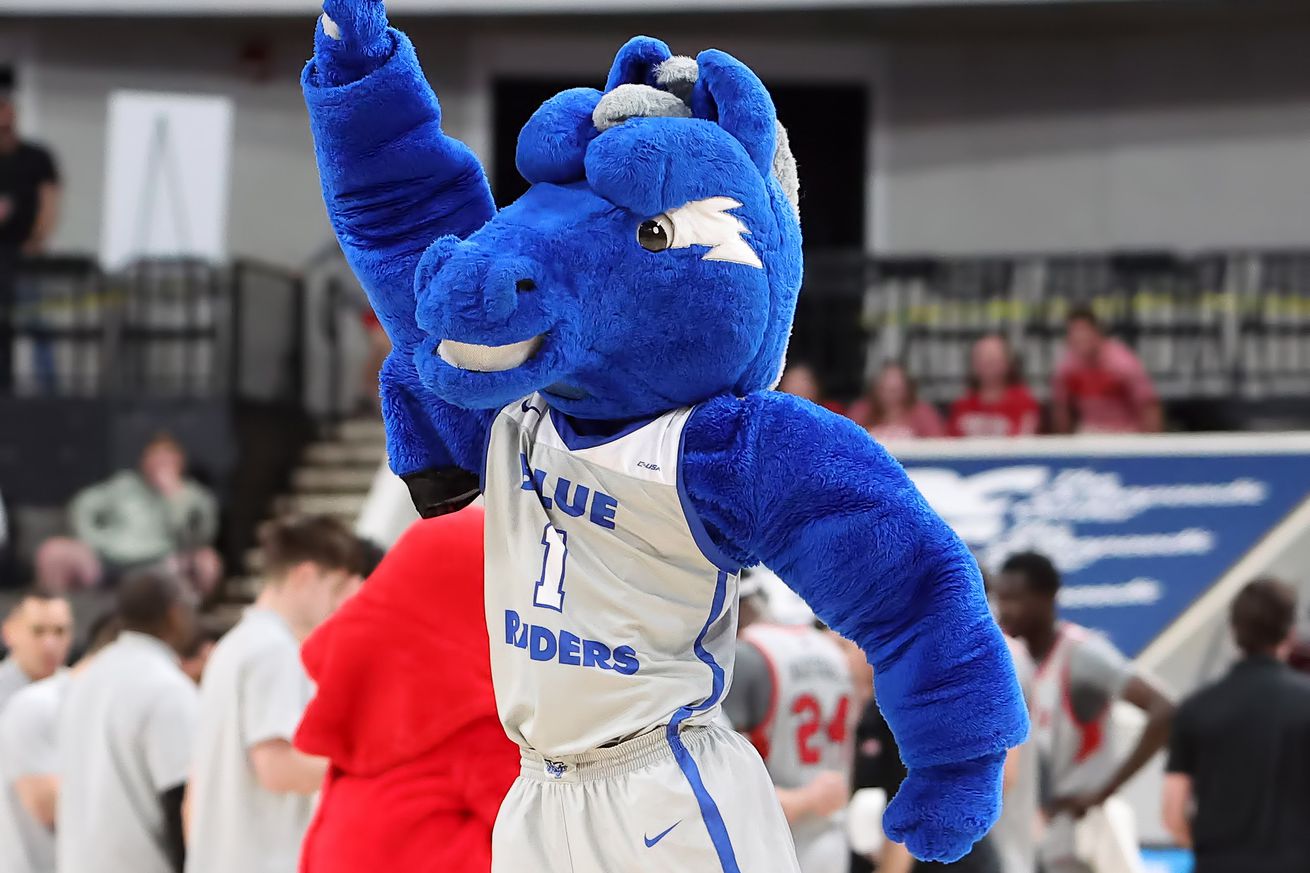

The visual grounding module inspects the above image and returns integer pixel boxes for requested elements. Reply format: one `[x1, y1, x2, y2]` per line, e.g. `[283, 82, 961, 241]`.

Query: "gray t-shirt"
[0, 671, 68, 873]
[723, 639, 772, 731]
[0, 658, 33, 715]
[56, 632, 198, 873]
[185, 608, 316, 873]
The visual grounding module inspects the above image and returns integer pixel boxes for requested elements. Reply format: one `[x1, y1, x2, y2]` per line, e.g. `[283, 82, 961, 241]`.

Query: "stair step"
[335, 418, 387, 445]
[304, 441, 385, 467]
[277, 492, 368, 522]
[292, 466, 378, 493]
[221, 576, 260, 604]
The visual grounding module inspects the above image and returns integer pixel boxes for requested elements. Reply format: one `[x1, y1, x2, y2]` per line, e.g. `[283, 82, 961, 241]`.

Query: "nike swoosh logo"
[644, 821, 680, 848]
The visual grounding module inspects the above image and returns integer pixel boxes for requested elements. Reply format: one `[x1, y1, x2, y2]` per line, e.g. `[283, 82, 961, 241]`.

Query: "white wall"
[878, 27, 1310, 254]
[12, 12, 1310, 268]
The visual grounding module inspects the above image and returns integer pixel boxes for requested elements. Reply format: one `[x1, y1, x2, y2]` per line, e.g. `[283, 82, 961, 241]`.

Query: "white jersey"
[741, 624, 854, 873]
[1030, 623, 1130, 803]
[484, 394, 740, 757]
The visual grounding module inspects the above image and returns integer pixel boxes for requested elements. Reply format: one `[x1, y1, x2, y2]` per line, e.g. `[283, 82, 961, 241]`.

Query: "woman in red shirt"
[949, 334, 1041, 437]
[849, 361, 947, 441]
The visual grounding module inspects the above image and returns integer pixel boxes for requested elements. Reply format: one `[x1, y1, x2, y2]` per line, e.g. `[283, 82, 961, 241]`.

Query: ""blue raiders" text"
[520, 453, 619, 529]
[504, 610, 640, 675]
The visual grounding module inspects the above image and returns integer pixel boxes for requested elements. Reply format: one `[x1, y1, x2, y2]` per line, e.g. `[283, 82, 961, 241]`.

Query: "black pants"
[917, 837, 1003, 873]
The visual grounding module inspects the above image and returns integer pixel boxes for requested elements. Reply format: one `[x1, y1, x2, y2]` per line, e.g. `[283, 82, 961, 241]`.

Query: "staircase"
[222, 417, 387, 606]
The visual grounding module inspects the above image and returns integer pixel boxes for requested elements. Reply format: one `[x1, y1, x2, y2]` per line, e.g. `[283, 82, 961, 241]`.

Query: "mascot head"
[412, 36, 802, 420]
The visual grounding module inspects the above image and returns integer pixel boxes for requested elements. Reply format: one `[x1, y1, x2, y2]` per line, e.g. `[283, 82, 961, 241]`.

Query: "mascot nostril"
[307, 14, 1027, 873]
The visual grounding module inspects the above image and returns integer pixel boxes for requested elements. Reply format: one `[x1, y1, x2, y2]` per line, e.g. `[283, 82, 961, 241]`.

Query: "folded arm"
[683, 393, 1028, 861]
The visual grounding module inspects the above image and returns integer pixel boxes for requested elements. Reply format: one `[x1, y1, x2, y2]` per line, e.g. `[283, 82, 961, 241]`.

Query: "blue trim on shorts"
[667, 570, 740, 873]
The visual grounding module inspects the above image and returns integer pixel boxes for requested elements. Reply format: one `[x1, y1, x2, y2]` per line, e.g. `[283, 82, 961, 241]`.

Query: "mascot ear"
[604, 36, 673, 91]
[516, 87, 603, 185]
[690, 49, 777, 178]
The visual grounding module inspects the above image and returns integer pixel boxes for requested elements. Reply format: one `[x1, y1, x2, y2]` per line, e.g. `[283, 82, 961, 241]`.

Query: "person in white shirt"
[56, 571, 199, 873]
[0, 612, 120, 873]
[0, 590, 72, 713]
[184, 515, 362, 873]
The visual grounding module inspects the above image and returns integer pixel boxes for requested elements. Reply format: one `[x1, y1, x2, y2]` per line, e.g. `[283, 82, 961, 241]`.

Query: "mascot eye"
[637, 215, 675, 252]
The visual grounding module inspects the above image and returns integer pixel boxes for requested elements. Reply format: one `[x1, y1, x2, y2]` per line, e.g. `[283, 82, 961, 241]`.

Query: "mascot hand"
[882, 751, 1004, 863]
[315, 0, 392, 84]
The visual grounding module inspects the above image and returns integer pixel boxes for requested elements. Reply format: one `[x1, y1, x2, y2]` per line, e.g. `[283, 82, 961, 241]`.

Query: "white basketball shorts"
[492, 724, 803, 873]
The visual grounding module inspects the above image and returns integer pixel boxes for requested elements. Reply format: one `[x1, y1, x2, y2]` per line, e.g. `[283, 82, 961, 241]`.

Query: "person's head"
[139, 433, 187, 494]
[1065, 306, 1104, 363]
[868, 361, 916, 422]
[336, 536, 386, 608]
[737, 571, 770, 633]
[1, 590, 73, 681]
[258, 516, 362, 637]
[117, 569, 197, 654]
[969, 334, 1021, 393]
[992, 552, 1060, 641]
[179, 613, 230, 684]
[82, 610, 123, 660]
[778, 363, 823, 404]
[1230, 577, 1298, 659]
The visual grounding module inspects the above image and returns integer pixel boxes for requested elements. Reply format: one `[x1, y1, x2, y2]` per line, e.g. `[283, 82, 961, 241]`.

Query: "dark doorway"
[492, 79, 594, 207]
[491, 78, 871, 399]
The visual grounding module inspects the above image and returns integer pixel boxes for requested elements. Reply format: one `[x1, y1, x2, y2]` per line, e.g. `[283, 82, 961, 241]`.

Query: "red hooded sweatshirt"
[295, 507, 517, 873]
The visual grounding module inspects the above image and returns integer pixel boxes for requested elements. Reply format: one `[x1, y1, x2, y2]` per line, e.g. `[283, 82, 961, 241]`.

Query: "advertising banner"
[897, 435, 1310, 657]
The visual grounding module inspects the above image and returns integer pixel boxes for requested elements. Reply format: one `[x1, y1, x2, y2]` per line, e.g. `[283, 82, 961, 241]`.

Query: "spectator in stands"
[778, 362, 845, 415]
[1051, 307, 1161, 434]
[1163, 578, 1310, 873]
[992, 552, 1174, 873]
[57, 570, 198, 873]
[35, 433, 222, 595]
[0, 611, 119, 873]
[949, 334, 1041, 438]
[0, 67, 61, 395]
[849, 361, 947, 441]
[0, 590, 72, 713]
[184, 516, 361, 873]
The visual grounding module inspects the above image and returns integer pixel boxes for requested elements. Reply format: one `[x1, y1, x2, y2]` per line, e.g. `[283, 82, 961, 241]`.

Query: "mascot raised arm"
[303, 4, 1027, 870]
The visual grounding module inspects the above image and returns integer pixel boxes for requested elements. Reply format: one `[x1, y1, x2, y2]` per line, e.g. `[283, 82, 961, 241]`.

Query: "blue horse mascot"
[303, 2, 1027, 870]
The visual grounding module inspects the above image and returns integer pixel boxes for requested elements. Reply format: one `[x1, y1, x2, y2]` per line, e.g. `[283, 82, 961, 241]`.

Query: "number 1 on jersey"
[533, 524, 569, 612]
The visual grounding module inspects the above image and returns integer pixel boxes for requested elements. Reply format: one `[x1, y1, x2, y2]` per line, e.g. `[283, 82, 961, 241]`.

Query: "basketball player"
[726, 569, 857, 873]
[993, 552, 1174, 873]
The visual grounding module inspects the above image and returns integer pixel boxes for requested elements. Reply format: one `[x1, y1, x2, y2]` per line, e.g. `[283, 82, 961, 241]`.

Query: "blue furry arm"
[303, 3, 496, 481]
[683, 393, 1028, 862]
[303, 15, 494, 346]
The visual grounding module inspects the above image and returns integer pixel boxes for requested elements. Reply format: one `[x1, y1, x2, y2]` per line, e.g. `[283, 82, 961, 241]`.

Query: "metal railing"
[848, 250, 1310, 404]
[12, 248, 1310, 413]
[1, 255, 311, 407]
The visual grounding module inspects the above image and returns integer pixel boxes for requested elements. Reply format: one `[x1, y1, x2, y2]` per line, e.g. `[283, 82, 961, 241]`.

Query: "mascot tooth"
[304, 3, 1028, 869]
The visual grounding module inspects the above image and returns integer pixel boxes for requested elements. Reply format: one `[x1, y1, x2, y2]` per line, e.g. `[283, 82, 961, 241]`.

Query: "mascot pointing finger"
[303, 4, 1027, 869]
